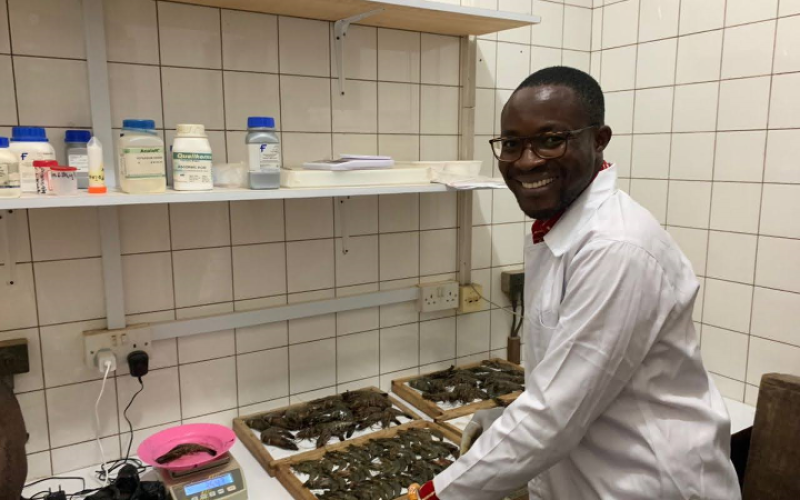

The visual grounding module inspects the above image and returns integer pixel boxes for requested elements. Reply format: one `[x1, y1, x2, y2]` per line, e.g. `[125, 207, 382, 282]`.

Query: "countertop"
[23, 398, 755, 499]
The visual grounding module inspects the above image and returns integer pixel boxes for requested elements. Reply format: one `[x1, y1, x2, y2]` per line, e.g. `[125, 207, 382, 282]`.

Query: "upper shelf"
[0, 184, 478, 210]
[172, 0, 541, 36]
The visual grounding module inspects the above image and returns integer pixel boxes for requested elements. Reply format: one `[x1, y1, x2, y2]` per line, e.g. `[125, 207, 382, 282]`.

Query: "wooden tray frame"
[273, 420, 461, 500]
[391, 358, 524, 421]
[233, 386, 421, 477]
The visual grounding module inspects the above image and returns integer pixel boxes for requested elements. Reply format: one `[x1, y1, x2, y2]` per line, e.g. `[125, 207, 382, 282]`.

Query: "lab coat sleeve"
[433, 239, 678, 499]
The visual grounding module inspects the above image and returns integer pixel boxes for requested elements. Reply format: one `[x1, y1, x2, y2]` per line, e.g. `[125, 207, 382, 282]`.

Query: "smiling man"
[416, 67, 741, 499]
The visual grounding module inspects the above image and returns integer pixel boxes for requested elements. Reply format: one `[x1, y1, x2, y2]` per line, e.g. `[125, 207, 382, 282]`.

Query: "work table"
[23, 398, 755, 499]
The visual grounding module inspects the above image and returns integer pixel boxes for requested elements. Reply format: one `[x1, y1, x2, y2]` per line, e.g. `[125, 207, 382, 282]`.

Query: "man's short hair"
[515, 66, 605, 126]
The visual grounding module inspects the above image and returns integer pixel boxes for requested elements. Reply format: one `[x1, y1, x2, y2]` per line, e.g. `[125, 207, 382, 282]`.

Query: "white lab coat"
[433, 165, 741, 500]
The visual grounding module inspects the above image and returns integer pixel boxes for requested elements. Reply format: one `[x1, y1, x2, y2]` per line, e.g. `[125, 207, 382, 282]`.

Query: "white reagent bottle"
[172, 124, 213, 191]
[118, 119, 166, 194]
[9, 127, 56, 193]
[0, 137, 21, 198]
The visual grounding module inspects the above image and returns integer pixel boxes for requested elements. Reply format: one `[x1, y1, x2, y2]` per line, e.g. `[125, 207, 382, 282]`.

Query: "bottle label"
[0, 162, 20, 189]
[18, 150, 55, 193]
[248, 143, 281, 172]
[67, 153, 89, 172]
[173, 151, 213, 187]
[89, 169, 105, 185]
[121, 147, 165, 180]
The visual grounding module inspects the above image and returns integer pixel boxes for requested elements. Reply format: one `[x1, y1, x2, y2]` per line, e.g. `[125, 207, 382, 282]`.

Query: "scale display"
[184, 473, 234, 495]
[158, 454, 248, 500]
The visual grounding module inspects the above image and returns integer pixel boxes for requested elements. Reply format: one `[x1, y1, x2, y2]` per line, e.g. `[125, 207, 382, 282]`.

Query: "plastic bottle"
[33, 160, 56, 195]
[87, 137, 107, 194]
[64, 129, 91, 189]
[9, 127, 56, 193]
[246, 116, 281, 189]
[0, 137, 21, 198]
[172, 124, 213, 191]
[118, 119, 166, 194]
[48, 165, 78, 196]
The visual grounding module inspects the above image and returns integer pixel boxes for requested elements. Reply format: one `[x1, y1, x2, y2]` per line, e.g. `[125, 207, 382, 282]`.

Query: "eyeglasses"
[489, 126, 597, 162]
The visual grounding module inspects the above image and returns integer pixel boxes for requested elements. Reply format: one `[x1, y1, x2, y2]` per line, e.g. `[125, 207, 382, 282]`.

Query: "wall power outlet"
[418, 280, 460, 312]
[459, 283, 484, 313]
[83, 324, 152, 370]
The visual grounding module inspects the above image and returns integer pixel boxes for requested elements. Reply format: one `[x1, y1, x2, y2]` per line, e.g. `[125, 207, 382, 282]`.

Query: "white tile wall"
[596, 0, 800, 403]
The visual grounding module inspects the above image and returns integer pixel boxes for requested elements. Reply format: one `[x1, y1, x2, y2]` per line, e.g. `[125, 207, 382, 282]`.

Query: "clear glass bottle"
[64, 129, 91, 189]
[246, 116, 281, 189]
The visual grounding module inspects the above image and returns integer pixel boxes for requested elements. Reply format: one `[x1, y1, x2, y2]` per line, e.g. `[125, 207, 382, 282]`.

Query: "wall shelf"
[0, 184, 478, 210]
[172, 0, 540, 36]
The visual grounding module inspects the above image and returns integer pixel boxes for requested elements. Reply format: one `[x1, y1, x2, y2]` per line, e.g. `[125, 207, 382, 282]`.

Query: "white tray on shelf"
[280, 166, 430, 189]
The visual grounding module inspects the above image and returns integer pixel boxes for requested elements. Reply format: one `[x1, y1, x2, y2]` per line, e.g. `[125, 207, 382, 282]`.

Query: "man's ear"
[594, 125, 613, 153]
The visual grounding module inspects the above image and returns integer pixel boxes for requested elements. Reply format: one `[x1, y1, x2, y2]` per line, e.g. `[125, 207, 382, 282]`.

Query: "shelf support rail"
[334, 8, 384, 95]
[98, 207, 126, 330]
[151, 287, 419, 341]
[457, 35, 478, 286]
[82, 0, 116, 189]
[0, 210, 17, 286]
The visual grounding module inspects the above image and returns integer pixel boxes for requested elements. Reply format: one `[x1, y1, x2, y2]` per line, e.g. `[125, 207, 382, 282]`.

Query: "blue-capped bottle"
[0, 137, 21, 198]
[245, 116, 281, 189]
[64, 129, 92, 189]
[9, 127, 56, 193]
[118, 119, 166, 194]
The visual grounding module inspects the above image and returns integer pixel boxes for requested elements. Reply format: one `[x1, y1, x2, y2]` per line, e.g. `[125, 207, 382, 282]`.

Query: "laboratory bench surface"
[23, 398, 756, 499]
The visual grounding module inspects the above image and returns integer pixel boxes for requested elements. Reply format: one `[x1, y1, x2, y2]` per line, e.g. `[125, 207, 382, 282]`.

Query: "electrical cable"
[124, 377, 144, 463]
[24, 478, 86, 491]
[471, 284, 526, 320]
[509, 299, 519, 335]
[94, 361, 112, 487]
[513, 301, 524, 337]
[93, 377, 146, 484]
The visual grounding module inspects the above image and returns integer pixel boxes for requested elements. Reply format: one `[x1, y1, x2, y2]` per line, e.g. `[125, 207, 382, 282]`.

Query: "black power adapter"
[127, 351, 149, 378]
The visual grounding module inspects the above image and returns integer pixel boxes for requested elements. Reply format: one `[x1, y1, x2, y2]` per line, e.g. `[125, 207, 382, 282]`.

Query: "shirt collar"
[531, 161, 611, 245]
[540, 163, 618, 257]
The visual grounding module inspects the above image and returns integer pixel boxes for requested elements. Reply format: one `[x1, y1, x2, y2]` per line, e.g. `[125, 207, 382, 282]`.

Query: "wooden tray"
[395, 419, 528, 500]
[233, 386, 420, 477]
[274, 420, 461, 500]
[391, 358, 524, 421]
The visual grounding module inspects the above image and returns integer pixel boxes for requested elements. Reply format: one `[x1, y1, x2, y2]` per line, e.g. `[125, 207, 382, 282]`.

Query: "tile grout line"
[215, 5, 243, 417]
[153, 2, 188, 436]
[697, 0, 728, 352]
[742, 0, 782, 392]
[661, 0, 683, 229]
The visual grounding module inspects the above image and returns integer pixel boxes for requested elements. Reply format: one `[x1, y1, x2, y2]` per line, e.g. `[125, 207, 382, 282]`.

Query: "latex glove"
[460, 407, 505, 455]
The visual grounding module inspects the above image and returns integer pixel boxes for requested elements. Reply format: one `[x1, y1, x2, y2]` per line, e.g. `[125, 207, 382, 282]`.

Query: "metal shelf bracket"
[334, 8, 384, 95]
[338, 196, 351, 255]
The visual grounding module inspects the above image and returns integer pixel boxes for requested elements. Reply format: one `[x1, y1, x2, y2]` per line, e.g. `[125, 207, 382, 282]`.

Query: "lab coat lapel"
[543, 164, 618, 257]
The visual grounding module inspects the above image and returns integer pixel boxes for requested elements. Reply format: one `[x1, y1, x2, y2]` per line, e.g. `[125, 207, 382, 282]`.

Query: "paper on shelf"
[431, 173, 507, 190]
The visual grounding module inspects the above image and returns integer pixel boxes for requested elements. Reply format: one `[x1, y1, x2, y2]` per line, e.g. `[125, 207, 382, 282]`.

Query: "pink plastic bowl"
[138, 423, 236, 471]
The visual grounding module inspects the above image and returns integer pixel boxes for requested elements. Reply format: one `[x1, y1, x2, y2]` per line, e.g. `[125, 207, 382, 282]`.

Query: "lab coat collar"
[542, 164, 618, 257]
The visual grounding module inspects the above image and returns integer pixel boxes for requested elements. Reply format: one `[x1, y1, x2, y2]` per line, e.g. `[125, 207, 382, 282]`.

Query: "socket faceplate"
[83, 324, 152, 369]
[418, 280, 460, 312]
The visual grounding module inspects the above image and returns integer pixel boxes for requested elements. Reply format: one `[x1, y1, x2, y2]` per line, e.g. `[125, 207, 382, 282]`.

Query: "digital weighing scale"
[157, 452, 248, 500]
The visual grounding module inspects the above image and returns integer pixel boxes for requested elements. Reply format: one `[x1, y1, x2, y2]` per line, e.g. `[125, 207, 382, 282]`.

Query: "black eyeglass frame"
[489, 125, 598, 162]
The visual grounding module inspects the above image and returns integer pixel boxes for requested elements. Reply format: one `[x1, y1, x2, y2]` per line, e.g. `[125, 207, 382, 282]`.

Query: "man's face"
[498, 85, 611, 220]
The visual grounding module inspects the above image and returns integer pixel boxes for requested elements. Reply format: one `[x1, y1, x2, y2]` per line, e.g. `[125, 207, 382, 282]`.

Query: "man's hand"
[460, 407, 505, 455]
